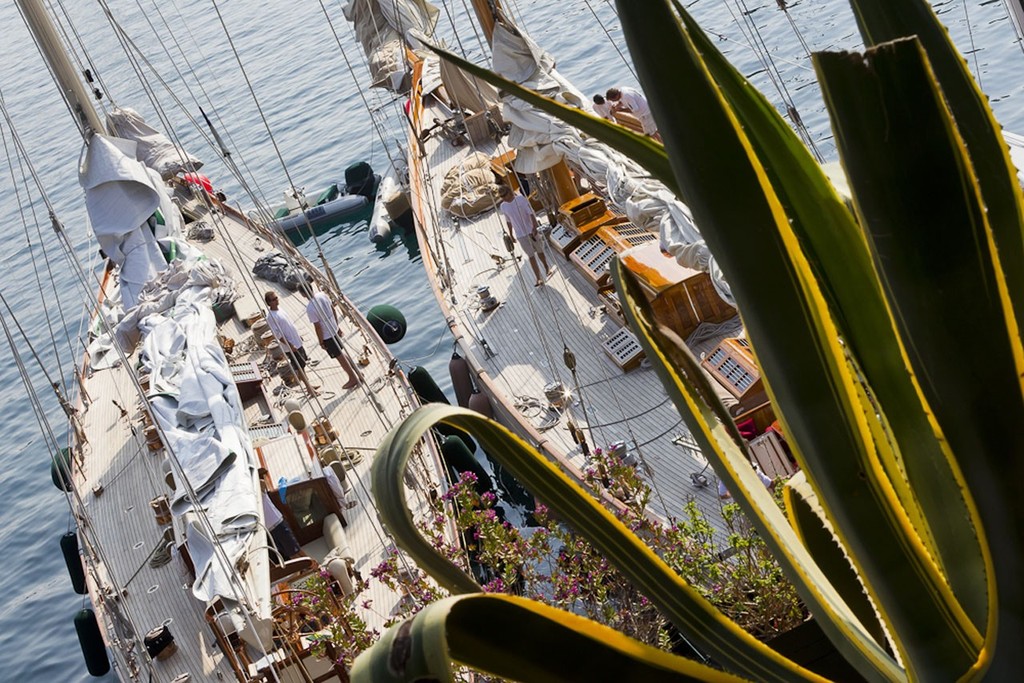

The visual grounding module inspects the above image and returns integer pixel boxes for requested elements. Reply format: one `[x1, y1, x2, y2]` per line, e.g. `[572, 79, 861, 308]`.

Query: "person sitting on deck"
[264, 290, 320, 399]
[498, 184, 555, 287]
[261, 489, 305, 563]
[606, 86, 662, 142]
[304, 287, 360, 390]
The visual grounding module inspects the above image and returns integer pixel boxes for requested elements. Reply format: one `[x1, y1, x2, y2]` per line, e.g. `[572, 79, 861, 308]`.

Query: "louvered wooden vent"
[701, 338, 762, 400]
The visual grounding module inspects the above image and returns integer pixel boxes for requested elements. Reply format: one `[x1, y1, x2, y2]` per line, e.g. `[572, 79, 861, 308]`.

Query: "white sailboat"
[342, 0, 792, 532]
[11, 1, 457, 680]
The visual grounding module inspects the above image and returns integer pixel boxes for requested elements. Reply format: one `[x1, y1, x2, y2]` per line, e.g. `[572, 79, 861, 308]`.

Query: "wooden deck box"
[490, 149, 522, 193]
[748, 430, 796, 479]
[619, 241, 735, 339]
[558, 192, 607, 231]
[602, 326, 645, 371]
[464, 105, 504, 145]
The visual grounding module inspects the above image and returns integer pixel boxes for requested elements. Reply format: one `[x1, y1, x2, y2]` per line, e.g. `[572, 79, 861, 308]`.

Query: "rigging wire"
[0, 71, 286, 677]
[0, 107, 75, 392]
[0, 293, 157, 679]
[155, 0, 271, 203]
[960, 0, 983, 91]
[98, 0, 416, 430]
[163, 8, 434, 602]
[725, 0, 823, 162]
[50, 0, 114, 109]
[397, 0, 685, 520]
[579, 0, 638, 82]
[206, 0, 347, 298]
[316, 0, 401, 176]
[14, 2, 89, 140]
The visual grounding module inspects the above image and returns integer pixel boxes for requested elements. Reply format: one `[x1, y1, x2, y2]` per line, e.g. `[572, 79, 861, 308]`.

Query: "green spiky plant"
[350, 0, 1024, 680]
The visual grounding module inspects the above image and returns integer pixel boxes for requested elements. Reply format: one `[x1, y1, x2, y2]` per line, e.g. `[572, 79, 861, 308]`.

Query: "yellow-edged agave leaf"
[425, 44, 677, 195]
[615, 1, 977, 677]
[613, 261, 899, 683]
[372, 425, 481, 594]
[676, 1, 983, 627]
[783, 472, 888, 650]
[372, 404, 825, 681]
[351, 594, 746, 683]
[849, 0, 1024, 334]
[819, 38, 1024, 676]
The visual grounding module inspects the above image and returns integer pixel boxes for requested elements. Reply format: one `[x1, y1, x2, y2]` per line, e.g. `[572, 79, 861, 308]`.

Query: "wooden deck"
[408, 99, 734, 533]
[70, 189, 449, 681]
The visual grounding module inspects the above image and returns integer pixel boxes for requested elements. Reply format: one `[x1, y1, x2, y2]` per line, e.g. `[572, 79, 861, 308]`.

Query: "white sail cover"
[80, 135, 176, 308]
[106, 107, 202, 180]
[489, 19, 733, 304]
[344, 0, 439, 89]
[137, 254, 260, 604]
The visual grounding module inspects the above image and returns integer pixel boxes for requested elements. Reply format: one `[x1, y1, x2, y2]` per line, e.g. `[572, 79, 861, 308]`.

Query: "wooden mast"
[469, 0, 498, 44]
[471, 0, 578, 205]
[17, 0, 105, 137]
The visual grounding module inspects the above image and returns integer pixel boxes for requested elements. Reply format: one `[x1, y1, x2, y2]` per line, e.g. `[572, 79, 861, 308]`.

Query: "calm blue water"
[1, 0, 1021, 679]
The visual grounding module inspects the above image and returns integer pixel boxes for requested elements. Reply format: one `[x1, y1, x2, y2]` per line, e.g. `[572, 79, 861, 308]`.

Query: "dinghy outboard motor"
[344, 161, 379, 199]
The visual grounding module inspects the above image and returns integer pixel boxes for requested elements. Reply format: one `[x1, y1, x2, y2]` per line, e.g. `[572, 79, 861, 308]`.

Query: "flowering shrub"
[421, 449, 805, 645]
[291, 569, 380, 670]
[296, 447, 805, 672]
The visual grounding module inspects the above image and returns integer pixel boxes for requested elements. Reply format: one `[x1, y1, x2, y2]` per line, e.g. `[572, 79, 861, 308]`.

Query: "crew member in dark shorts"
[264, 291, 320, 398]
[305, 288, 360, 390]
[262, 490, 303, 562]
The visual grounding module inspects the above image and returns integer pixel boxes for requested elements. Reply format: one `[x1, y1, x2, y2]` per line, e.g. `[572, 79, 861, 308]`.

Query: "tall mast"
[469, 0, 498, 44]
[467, 0, 579, 204]
[17, 0, 105, 137]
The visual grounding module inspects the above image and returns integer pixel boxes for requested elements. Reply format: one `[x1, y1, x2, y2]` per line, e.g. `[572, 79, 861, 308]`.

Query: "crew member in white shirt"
[592, 93, 614, 120]
[264, 290, 320, 398]
[498, 184, 555, 287]
[606, 86, 661, 141]
[305, 288, 360, 390]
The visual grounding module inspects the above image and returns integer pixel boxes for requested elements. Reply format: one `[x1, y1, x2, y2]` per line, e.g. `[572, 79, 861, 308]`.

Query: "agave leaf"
[818, 37, 1024, 677]
[373, 403, 825, 681]
[371, 425, 481, 594]
[613, 260, 899, 683]
[424, 44, 677, 195]
[848, 0, 1024, 334]
[615, 0, 981, 677]
[676, 1, 984, 628]
[351, 594, 747, 683]
[783, 472, 888, 650]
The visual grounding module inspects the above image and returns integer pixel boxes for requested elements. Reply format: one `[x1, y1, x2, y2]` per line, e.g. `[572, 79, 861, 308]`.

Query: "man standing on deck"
[498, 184, 555, 287]
[606, 86, 662, 142]
[305, 287, 360, 390]
[264, 291, 320, 399]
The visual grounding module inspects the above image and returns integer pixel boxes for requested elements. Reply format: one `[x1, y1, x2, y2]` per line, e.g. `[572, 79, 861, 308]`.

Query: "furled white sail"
[344, 0, 439, 89]
[138, 254, 260, 605]
[79, 135, 173, 308]
[106, 107, 202, 179]
[489, 18, 733, 304]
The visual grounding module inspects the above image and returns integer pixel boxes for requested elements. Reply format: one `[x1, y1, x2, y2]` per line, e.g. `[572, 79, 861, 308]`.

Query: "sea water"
[1, 0, 1021, 679]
